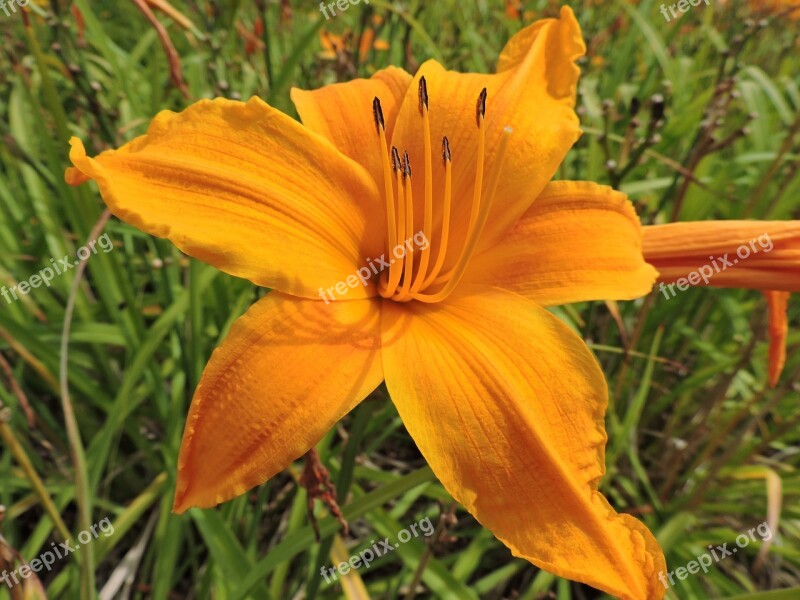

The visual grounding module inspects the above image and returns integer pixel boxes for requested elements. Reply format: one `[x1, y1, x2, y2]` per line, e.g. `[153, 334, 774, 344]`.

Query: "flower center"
[373, 78, 511, 304]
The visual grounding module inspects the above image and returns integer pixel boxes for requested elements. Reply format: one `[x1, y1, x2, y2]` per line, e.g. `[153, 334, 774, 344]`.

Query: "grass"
[0, 0, 798, 598]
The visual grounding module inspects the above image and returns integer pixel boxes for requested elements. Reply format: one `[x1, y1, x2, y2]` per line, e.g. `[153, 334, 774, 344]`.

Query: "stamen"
[464, 88, 488, 257]
[373, 97, 398, 294]
[411, 126, 513, 303]
[377, 86, 507, 304]
[410, 77, 434, 294]
[379, 147, 406, 298]
[421, 137, 452, 288]
[393, 151, 415, 301]
[425, 88, 487, 288]
[476, 87, 487, 127]
[372, 96, 385, 135]
[392, 146, 402, 171]
[418, 74, 429, 113]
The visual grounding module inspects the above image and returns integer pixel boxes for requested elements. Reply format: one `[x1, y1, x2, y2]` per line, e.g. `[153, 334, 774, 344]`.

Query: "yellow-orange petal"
[765, 290, 790, 388]
[67, 97, 385, 299]
[381, 286, 665, 600]
[173, 292, 383, 513]
[291, 67, 412, 185]
[463, 181, 657, 305]
[643, 221, 800, 293]
[390, 6, 584, 261]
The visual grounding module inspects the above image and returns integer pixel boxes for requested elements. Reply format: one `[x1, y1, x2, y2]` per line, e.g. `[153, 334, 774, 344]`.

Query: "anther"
[403, 151, 412, 180]
[476, 88, 487, 127]
[418, 76, 429, 114]
[391, 146, 401, 171]
[442, 136, 451, 165]
[372, 97, 385, 134]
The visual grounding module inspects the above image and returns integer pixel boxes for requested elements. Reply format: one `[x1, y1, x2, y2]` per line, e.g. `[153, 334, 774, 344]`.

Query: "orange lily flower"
[643, 221, 800, 386]
[66, 7, 665, 598]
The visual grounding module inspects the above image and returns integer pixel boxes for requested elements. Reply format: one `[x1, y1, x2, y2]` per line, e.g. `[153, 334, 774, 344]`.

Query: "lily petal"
[390, 6, 584, 258]
[381, 286, 665, 600]
[174, 292, 383, 513]
[765, 290, 790, 388]
[291, 66, 413, 184]
[463, 181, 657, 305]
[643, 221, 800, 293]
[67, 97, 384, 299]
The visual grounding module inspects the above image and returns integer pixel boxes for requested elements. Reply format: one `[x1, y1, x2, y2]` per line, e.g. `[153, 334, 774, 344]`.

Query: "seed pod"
[650, 94, 665, 122]
[630, 96, 641, 117]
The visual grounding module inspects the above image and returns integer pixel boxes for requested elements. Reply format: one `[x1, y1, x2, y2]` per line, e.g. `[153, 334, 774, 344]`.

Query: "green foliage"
[0, 0, 797, 598]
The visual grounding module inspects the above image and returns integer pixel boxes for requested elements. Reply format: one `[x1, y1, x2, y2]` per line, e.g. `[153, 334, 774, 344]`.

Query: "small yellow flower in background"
[643, 221, 800, 386]
[67, 7, 666, 598]
[590, 54, 605, 67]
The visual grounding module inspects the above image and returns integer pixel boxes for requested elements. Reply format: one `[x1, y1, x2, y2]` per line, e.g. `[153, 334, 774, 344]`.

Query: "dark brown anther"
[418, 76, 429, 114]
[372, 97, 385, 134]
[403, 150, 412, 179]
[442, 136, 451, 165]
[476, 88, 488, 127]
[391, 146, 401, 171]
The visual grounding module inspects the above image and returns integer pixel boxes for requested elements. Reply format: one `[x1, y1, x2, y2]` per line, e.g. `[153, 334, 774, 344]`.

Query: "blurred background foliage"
[0, 0, 798, 598]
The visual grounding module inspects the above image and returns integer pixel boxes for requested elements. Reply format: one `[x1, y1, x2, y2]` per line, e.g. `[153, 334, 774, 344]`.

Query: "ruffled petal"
[67, 97, 385, 299]
[381, 286, 665, 599]
[463, 181, 657, 305]
[388, 7, 584, 265]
